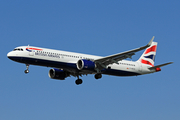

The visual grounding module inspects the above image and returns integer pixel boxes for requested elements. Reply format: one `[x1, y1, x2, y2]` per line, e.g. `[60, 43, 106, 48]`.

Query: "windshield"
[13, 48, 23, 51]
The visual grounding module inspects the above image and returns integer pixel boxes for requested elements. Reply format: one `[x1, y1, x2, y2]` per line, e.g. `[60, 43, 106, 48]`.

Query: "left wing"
[94, 36, 155, 69]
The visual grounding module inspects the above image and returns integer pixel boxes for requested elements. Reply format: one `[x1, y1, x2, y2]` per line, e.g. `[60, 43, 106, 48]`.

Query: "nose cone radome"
[7, 51, 15, 60]
[7, 51, 12, 58]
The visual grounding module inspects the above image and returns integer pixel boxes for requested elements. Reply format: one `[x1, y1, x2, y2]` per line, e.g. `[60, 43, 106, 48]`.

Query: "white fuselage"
[7, 46, 155, 77]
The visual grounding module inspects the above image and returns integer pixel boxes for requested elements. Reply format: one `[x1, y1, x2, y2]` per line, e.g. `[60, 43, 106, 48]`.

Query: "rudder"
[137, 42, 158, 66]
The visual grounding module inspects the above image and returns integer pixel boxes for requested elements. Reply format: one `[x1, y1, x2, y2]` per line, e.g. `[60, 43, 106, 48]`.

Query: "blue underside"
[8, 57, 140, 76]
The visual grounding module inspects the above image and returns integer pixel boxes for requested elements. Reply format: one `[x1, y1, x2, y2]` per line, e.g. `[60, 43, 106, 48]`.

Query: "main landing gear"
[75, 73, 102, 85]
[95, 73, 102, 79]
[24, 64, 29, 74]
[75, 79, 83, 85]
[75, 75, 83, 85]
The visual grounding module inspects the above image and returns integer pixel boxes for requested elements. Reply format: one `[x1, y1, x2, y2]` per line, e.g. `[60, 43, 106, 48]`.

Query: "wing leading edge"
[94, 36, 155, 69]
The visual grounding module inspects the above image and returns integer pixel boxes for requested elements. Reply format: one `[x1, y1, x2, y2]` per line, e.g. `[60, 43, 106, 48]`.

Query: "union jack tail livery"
[138, 42, 157, 66]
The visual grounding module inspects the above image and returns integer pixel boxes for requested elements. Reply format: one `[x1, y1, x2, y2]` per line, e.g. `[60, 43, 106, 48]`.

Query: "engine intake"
[77, 59, 95, 70]
[48, 69, 69, 80]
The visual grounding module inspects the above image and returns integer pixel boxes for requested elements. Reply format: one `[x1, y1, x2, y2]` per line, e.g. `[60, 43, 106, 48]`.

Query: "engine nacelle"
[48, 69, 69, 80]
[77, 59, 95, 70]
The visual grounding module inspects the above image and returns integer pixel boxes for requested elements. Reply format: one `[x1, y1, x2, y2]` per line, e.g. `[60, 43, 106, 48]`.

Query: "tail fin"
[137, 41, 158, 66]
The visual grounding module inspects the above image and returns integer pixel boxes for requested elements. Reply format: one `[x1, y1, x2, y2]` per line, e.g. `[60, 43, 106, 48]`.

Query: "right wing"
[94, 36, 155, 69]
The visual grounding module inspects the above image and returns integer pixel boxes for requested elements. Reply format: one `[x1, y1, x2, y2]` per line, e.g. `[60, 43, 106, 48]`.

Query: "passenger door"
[29, 50, 34, 56]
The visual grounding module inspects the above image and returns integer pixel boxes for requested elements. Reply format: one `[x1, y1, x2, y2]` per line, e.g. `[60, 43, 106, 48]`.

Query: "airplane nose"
[7, 51, 14, 60]
[7, 51, 21, 62]
[7, 52, 11, 58]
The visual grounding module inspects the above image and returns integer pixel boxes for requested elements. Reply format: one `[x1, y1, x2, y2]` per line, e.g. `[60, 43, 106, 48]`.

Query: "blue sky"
[0, 0, 179, 120]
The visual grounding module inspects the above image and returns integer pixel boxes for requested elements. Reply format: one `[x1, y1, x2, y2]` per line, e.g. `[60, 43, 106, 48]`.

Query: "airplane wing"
[94, 36, 155, 69]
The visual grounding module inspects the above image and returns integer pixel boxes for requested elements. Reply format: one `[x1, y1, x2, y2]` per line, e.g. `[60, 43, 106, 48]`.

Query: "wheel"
[95, 73, 102, 79]
[24, 70, 29, 74]
[75, 79, 83, 85]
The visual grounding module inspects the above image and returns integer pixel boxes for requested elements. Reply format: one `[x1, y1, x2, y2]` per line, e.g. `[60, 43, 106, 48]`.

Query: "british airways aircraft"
[7, 37, 172, 85]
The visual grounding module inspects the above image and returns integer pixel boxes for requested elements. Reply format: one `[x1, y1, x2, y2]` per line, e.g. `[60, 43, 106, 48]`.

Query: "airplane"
[7, 36, 173, 85]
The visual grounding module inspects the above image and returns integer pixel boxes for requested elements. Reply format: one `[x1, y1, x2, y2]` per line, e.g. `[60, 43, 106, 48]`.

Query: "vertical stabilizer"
[137, 42, 158, 66]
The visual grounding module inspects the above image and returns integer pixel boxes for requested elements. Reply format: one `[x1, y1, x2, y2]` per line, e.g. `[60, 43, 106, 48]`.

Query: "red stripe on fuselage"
[26, 48, 43, 51]
[145, 45, 157, 54]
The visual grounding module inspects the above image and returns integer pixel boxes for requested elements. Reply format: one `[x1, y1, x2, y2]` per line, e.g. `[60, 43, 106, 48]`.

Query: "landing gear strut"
[24, 64, 29, 74]
[75, 75, 83, 85]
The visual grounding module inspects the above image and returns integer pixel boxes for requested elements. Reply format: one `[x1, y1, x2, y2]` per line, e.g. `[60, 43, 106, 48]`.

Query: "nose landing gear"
[24, 64, 29, 74]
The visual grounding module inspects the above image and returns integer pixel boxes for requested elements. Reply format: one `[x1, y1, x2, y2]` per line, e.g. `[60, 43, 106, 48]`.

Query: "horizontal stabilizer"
[148, 62, 173, 70]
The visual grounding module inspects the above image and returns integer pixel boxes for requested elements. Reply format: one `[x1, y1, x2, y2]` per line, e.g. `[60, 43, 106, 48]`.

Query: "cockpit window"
[13, 48, 23, 51]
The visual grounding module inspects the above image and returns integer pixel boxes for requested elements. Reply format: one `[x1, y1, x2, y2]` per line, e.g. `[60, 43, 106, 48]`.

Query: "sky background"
[0, 0, 179, 120]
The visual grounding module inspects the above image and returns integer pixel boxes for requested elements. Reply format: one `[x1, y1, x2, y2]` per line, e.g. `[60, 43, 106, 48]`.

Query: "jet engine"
[77, 59, 95, 70]
[48, 68, 70, 80]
